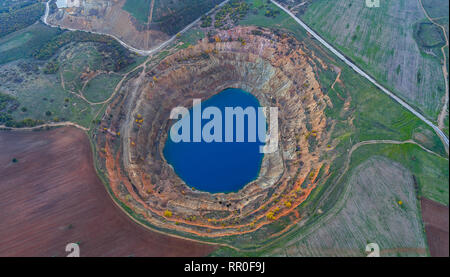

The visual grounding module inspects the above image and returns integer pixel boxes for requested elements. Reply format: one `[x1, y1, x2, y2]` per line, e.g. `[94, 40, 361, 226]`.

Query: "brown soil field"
[421, 198, 449, 257]
[0, 127, 215, 257]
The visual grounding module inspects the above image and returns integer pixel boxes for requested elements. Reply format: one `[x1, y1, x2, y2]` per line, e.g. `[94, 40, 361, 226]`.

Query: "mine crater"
[95, 26, 332, 238]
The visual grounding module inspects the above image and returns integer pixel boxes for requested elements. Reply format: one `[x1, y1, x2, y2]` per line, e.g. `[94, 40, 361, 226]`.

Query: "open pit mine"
[94, 26, 334, 239]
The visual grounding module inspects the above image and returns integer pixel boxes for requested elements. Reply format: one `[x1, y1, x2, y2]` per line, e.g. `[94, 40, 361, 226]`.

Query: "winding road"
[271, 0, 449, 148]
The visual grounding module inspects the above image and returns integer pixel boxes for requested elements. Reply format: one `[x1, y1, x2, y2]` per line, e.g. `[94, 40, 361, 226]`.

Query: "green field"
[177, 28, 205, 49]
[267, 156, 428, 257]
[83, 73, 122, 103]
[422, 0, 449, 18]
[350, 144, 449, 205]
[296, 0, 446, 120]
[415, 23, 446, 48]
[0, 21, 141, 129]
[9, 75, 101, 128]
[0, 23, 63, 65]
[122, 0, 152, 24]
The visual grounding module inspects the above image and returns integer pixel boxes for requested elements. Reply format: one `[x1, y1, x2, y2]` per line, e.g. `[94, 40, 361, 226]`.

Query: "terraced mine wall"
[94, 26, 335, 240]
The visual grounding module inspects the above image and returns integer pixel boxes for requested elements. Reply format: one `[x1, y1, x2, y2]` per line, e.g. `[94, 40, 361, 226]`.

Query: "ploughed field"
[0, 127, 215, 256]
[421, 198, 449, 257]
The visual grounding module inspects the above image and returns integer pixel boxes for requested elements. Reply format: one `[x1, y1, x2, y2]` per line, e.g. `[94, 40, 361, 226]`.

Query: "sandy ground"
[421, 198, 449, 257]
[0, 127, 215, 257]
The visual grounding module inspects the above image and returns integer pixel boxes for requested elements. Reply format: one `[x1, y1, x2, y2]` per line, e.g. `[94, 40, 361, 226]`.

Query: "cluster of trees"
[201, 15, 212, 28]
[213, 0, 250, 29]
[0, 2, 45, 38]
[264, 7, 280, 18]
[33, 31, 136, 72]
[2, 118, 44, 128]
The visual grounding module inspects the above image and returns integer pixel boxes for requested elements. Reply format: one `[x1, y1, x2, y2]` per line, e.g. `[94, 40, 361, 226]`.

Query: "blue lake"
[163, 88, 265, 193]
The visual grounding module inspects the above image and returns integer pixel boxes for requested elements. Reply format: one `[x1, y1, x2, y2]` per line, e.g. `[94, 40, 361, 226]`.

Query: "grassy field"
[6, 41, 133, 127]
[83, 73, 122, 103]
[122, 0, 152, 24]
[9, 73, 100, 128]
[415, 23, 446, 48]
[422, 0, 449, 18]
[151, 0, 224, 35]
[293, 0, 446, 121]
[211, 141, 447, 256]
[0, 23, 63, 65]
[177, 28, 205, 49]
[422, 0, 449, 136]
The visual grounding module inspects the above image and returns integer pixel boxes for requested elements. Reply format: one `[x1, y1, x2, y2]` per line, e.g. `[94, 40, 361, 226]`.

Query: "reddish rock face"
[95, 26, 333, 239]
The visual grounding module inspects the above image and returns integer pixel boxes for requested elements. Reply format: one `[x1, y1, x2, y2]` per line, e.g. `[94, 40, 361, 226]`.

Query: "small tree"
[164, 210, 173, 218]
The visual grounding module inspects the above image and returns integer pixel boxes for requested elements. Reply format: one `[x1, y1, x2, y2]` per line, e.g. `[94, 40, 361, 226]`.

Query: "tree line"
[0, 2, 45, 38]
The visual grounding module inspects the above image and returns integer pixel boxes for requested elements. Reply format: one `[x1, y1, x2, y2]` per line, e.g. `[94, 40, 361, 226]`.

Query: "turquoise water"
[163, 88, 265, 193]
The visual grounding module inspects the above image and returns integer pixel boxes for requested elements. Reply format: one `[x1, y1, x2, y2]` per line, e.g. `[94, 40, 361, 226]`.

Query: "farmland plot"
[290, 0, 446, 120]
[270, 157, 427, 257]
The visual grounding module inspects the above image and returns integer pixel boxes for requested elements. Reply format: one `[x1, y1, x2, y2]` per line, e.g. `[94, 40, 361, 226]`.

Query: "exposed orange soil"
[104, 136, 323, 237]
[421, 198, 449, 257]
[0, 127, 215, 256]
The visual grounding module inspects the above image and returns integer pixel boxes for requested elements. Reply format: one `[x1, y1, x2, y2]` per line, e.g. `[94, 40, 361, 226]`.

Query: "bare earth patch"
[421, 198, 449, 257]
[0, 127, 215, 257]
